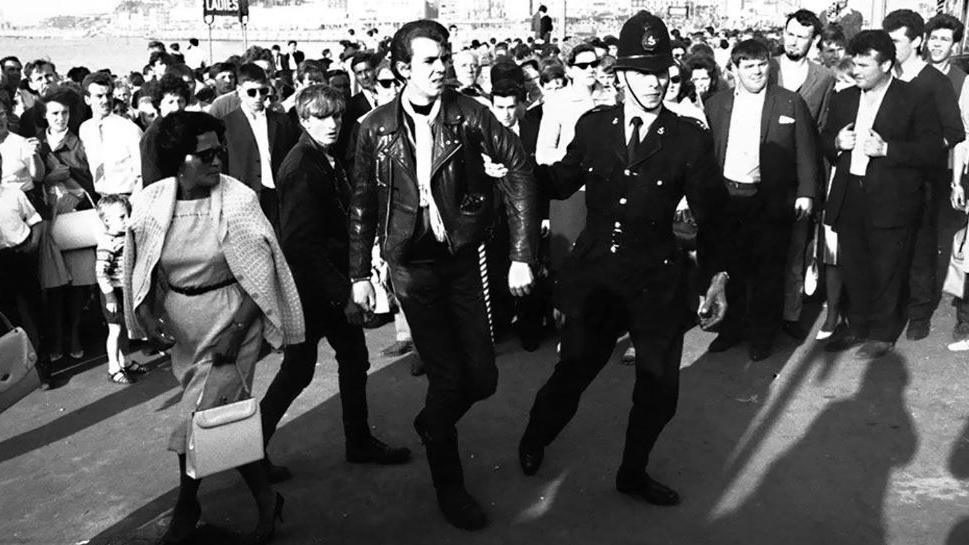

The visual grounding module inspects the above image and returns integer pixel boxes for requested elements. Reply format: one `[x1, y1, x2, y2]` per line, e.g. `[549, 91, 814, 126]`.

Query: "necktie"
[627, 116, 642, 165]
[94, 120, 105, 184]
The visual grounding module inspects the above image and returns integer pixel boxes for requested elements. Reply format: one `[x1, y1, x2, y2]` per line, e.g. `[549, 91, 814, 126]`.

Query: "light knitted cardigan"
[123, 174, 305, 348]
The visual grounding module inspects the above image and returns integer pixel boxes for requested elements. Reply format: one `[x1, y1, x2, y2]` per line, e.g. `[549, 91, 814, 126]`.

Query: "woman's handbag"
[944, 224, 968, 299]
[0, 311, 41, 413]
[185, 361, 264, 479]
[48, 191, 102, 251]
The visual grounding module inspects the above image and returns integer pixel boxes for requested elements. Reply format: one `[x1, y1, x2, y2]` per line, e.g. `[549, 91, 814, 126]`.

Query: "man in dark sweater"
[925, 14, 966, 97]
[883, 9, 965, 340]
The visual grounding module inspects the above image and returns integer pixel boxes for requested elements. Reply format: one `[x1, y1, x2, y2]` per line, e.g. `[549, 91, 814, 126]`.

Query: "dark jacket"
[348, 89, 539, 279]
[223, 108, 300, 194]
[822, 79, 944, 229]
[336, 91, 373, 161]
[277, 132, 352, 328]
[538, 104, 731, 294]
[140, 117, 163, 186]
[909, 64, 965, 155]
[40, 130, 95, 198]
[706, 85, 820, 221]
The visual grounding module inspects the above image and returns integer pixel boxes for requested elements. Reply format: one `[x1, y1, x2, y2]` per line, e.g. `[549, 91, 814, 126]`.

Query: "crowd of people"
[1, 1, 968, 542]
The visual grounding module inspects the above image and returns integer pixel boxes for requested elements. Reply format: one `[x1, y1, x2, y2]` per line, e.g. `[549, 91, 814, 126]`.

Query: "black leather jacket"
[348, 89, 538, 278]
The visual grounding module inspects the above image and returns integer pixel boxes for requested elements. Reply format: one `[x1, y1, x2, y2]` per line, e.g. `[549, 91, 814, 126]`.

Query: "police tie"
[627, 116, 643, 165]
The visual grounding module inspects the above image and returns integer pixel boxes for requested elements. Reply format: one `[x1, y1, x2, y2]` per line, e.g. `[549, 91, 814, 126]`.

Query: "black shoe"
[346, 435, 412, 465]
[781, 320, 808, 340]
[381, 340, 414, 357]
[436, 486, 488, 531]
[410, 357, 426, 377]
[160, 500, 201, 544]
[518, 438, 544, 476]
[824, 327, 866, 352]
[251, 492, 284, 545]
[854, 340, 894, 360]
[708, 334, 741, 353]
[906, 320, 930, 341]
[264, 459, 292, 484]
[616, 472, 681, 506]
[748, 344, 772, 362]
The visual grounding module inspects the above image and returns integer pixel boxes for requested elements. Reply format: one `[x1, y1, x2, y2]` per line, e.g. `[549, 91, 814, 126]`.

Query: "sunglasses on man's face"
[245, 87, 272, 98]
[193, 147, 224, 164]
[572, 60, 600, 70]
[376, 79, 397, 89]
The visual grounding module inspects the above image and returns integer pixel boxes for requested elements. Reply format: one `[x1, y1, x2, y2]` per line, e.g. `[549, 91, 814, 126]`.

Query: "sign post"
[202, 0, 251, 55]
[203, 13, 215, 65]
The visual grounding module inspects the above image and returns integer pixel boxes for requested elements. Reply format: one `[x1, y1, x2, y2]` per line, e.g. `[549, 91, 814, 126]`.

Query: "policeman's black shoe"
[518, 438, 544, 476]
[264, 458, 293, 484]
[436, 486, 488, 531]
[616, 471, 681, 506]
[906, 319, 930, 341]
[824, 327, 866, 352]
[854, 340, 894, 360]
[748, 344, 772, 362]
[708, 333, 741, 353]
[346, 435, 412, 465]
[781, 320, 808, 341]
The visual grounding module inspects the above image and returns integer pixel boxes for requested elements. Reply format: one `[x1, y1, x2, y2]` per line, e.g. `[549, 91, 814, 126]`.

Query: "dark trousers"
[720, 192, 793, 346]
[259, 187, 280, 234]
[391, 247, 496, 490]
[522, 258, 686, 474]
[908, 175, 944, 323]
[260, 312, 371, 445]
[836, 175, 916, 342]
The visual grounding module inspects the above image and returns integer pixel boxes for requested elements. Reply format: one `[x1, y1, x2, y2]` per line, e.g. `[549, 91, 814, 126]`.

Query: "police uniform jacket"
[537, 104, 730, 315]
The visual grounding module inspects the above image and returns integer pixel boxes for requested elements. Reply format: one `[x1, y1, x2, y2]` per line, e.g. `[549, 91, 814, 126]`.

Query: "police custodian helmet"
[613, 11, 675, 73]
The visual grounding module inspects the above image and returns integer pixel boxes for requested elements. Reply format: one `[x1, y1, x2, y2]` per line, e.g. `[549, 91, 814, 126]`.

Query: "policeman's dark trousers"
[390, 248, 497, 491]
[836, 175, 916, 343]
[260, 313, 371, 446]
[720, 193, 793, 346]
[522, 263, 686, 475]
[907, 176, 945, 324]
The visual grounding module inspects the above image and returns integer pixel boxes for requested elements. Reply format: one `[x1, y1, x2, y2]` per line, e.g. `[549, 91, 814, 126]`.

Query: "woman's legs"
[162, 454, 201, 544]
[822, 264, 843, 331]
[67, 286, 86, 356]
[46, 287, 65, 359]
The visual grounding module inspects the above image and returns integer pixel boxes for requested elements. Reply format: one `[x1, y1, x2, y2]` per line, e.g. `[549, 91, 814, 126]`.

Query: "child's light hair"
[96, 193, 131, 224]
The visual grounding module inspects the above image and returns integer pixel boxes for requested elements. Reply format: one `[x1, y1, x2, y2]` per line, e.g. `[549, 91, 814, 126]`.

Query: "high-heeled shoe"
[251, 492, 284, 545]
[159, 500, 201, 544]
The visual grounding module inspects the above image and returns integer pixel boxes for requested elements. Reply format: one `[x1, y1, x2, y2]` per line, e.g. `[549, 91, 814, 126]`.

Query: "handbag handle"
[194, 342, 255, 410]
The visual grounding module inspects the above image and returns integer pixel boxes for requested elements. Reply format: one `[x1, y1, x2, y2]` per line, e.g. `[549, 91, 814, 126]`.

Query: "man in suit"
[222, 63, 299, 230]
[822, 30, 944, 359]
[883, 9, 965, 340]
[518, 11, 731, 506]
[770, 9, 836, 340]
[284, 40, 305, 73]
[262, 84, 410, 483]
[532, 5, 546, 41]
[705, 39, 819, 361]
[335, 52, 377, 161]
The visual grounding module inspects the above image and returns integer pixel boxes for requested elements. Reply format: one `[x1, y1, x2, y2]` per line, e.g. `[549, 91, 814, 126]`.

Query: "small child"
[95, 194, 144, 384]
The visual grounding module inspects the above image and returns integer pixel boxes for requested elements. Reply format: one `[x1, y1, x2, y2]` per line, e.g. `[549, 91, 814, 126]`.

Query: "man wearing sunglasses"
[518, 11, 732, 507]
[222, 63, 299, 231]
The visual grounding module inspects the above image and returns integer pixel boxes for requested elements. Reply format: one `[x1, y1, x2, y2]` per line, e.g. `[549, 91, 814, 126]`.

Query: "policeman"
[517, 12, 732, 505]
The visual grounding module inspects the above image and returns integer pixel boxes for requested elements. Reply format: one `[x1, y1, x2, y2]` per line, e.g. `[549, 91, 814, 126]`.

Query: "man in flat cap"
[517, 11, 732, 505]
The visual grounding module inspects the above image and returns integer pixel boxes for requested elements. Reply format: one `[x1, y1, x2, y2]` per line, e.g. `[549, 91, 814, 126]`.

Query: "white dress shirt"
[79, 113, 143, 195]
[0, 184, 41, 249]
[623, 100, 657, 144]
[243, 109, 276, 189]
[723, 87, 766, 184]
[850, 77, 892, 176]
[778, 56, 809, 92]
[0, 132, 39, 191]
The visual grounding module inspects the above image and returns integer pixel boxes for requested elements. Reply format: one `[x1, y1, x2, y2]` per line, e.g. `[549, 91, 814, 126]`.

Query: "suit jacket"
[518, 116, 539, 158]
[768, 56, 835, 127]
[336, 91, 373, 161]
[821, 79, 944, 229]
[223, 108, 300, 194]
[276, 132, 353, 330]
[706, 85, 820, 221]
[909, 64, 965, 155]
[123, 174, 305, 348]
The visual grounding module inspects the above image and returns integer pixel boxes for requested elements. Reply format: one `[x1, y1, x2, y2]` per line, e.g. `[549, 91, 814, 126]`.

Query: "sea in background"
[0, 36, 341, 75]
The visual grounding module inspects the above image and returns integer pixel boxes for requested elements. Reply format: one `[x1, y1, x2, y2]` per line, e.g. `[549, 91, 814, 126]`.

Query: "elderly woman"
[123, 111, 304, 544]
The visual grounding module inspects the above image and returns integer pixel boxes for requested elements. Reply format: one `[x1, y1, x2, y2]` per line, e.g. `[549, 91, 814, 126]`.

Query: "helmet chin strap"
[621, 71, 664, 114]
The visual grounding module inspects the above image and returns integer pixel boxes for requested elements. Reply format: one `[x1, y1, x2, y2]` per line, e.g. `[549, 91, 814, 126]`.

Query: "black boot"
[237, 461, 283, 545]
[346, 433, 412, 465]
[160, 455, 201, 544]
[414, 413, 487, 531]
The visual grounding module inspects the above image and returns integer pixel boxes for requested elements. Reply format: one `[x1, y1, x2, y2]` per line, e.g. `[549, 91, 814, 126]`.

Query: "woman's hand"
[44, 165, 71, 184]
[212, 323, 247, 366]
[137, 306, 176, 348]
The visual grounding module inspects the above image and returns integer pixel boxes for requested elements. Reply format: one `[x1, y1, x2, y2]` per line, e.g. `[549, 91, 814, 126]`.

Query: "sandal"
[123, 362, 150, 375]
[107, 370, 136, 385]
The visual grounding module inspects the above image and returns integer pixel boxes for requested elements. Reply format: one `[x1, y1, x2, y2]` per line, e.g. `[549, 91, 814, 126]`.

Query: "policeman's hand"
[508, 261, 534, 297]
[481, 153, 509, 179]
[952, 184, 967, 212]
[344, 301, 368, 326]
[836, 123, 856, 151]
[863, 129, 888, 157]
[698, 272, 729, 330]
[793, 197, 813, 221]
[352, 280, 376, 313]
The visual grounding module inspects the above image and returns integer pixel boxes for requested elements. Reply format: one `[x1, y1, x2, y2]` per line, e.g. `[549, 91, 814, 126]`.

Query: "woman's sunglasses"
[245, 87, 272, 98]
[193, 147, 224, 164]
[376, 79, 398, 89]
[670, 75, 682, 84]
[572, 60, 601, 70]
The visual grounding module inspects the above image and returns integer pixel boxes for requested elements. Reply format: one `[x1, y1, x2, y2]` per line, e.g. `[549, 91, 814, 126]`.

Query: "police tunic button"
[619, 198, 627, 205]
[663, 259, 669, 264]
[614, 221, 621, 228]
[657, 180, 663, 186]
[610, 245, 618, 253]
[624, 169, 631, 176]
[588, 167, 594, 172]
